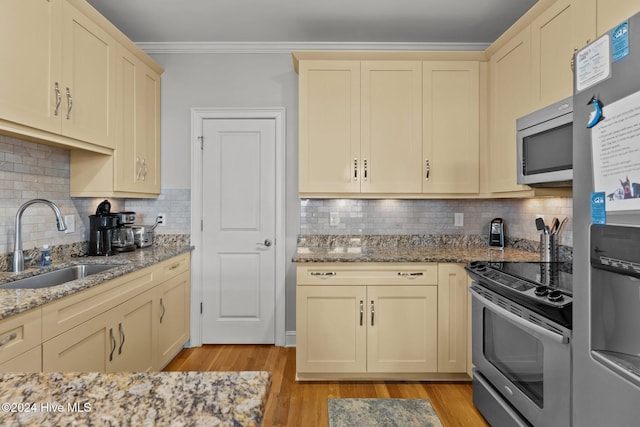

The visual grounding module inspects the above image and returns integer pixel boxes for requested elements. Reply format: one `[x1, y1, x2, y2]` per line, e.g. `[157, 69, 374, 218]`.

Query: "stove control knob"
[534, 286, 549, 296]
[547, 290, 564, 302]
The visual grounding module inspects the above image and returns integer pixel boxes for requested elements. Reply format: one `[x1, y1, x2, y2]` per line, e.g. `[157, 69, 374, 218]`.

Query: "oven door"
[471, 286, 571, 427]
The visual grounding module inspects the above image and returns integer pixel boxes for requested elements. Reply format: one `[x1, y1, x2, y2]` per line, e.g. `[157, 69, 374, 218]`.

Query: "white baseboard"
[285, 330, 296, 347]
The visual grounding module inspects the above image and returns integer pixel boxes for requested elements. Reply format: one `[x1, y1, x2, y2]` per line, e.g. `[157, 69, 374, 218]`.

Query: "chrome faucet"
[13, 199, 67, 273]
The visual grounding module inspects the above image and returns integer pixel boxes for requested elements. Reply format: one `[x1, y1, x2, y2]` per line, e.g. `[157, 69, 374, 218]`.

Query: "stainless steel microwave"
[516, 96, 573, 187]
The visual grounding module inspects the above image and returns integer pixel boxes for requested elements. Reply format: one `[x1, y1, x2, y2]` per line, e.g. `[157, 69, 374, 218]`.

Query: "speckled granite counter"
[293, 234, 542, 264]
[0, 242, 193, 321]
[0, 371, 270, 426]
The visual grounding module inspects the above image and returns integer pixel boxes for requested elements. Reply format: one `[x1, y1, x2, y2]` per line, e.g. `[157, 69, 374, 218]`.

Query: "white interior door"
[201, 118, 276, 343]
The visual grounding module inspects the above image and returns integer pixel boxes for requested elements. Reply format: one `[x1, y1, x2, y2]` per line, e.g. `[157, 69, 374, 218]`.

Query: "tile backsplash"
[301, 198, 573, 248]
[0, 135, 190, 256]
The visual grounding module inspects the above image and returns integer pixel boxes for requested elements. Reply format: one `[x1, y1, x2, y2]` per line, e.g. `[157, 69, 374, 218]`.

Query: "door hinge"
[200, 302, 203, 314]
[198, 136, 204, 150]
[200, 219, 203, 231]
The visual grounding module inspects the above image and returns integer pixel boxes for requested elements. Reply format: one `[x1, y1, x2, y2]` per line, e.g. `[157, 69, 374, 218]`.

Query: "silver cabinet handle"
[160, 298, 166, 323]
[360, 300, 364, 326]
[370, 300, 375, 326]
[53, 82, 61, 116]
[398, 272, 424, 276]
[65, 87, 73, 119]
[363, 158, 368, 181]
[109, 328, 116, 362]
[425, 159, 430, 181]
[0, 332, 17, 347]
[256, 239, 272, 247]
[136, 158, 143, 180]
[141, 158, 147, 181]
[354, 158, 358, 182]
[310, 271, 336, 277]
[118, 322, 125, 355]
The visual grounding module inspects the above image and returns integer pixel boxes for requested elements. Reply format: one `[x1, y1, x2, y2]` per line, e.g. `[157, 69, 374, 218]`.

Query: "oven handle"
[470, 287, 569, 345]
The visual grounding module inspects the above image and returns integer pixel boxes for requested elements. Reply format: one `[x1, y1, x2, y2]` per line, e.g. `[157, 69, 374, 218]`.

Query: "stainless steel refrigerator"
[573, 12, 640, 426]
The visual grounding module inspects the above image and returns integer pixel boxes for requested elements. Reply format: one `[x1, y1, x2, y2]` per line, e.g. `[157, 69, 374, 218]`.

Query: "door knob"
[257, 239, 272, 247]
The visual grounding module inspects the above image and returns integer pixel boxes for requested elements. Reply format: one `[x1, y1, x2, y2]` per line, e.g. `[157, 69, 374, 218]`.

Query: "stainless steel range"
[465, 261, 573, 427]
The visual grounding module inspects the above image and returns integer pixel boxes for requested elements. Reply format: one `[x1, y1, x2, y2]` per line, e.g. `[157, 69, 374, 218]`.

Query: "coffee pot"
[88, 200, 117, 256]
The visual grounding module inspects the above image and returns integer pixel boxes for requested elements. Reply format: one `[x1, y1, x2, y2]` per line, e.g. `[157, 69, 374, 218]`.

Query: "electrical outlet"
[64, 214, 75, 234]
[157, 213, 166, 227]
[329, 212, 340, 226]
[454, 212, 464, 227]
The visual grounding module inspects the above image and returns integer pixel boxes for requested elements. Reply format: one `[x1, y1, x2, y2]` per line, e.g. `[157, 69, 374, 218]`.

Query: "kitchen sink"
[0, 264, 122, 290]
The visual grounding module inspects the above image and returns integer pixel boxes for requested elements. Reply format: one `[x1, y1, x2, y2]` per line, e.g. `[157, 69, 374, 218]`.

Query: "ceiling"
[86, 0, 538, 49]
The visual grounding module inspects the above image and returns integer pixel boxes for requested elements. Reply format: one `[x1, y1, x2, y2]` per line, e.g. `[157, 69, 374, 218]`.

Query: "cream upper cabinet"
[298, 60, 422, 195]
[0, 0, 117, 150]
[488, 28, 533, 194]
[298, 60, 361, 194]
[70, 44, 161, 198]
[60, 0, 117, 150]
[361, 61, 423, 194]
[596, 0, 640, 36]
[0, 0, 61, 135]
[114, 46, 161, 194]
[531, 0, 579, 109]
[422, 61, 479, 194]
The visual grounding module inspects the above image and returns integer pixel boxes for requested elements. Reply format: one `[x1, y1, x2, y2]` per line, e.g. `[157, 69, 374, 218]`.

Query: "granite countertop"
[0, 371, 270, 426]
[294, 245, 540, 263]
[0, 243, 193, 321]
[293, 234, 542, 264]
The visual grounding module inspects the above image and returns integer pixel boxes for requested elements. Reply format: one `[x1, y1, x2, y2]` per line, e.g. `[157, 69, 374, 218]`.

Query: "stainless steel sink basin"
[0, 264, 122, 290]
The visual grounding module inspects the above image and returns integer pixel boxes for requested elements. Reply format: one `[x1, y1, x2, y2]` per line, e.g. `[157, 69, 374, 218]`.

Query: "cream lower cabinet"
[157, 271, 191, 368]
[40, 253, 190, 372]
[296, 263, 468, 380]
[0, 309, 42, 373]
[43, 287, 156, 372]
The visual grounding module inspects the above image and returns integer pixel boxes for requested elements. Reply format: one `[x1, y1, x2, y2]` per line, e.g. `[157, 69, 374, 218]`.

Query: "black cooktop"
[465, 261, 573, 328]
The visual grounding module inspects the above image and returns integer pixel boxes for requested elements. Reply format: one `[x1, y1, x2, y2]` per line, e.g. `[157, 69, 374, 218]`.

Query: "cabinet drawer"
[297, 263, 437, 286]
[156, 253, 190, 284]
[0, 308, 41, 365]
[0, 345, 42, 373]
[42, 267, 154, 340]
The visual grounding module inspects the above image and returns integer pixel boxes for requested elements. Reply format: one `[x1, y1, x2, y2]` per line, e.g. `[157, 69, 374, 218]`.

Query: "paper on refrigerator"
[590, 90, 640, 211]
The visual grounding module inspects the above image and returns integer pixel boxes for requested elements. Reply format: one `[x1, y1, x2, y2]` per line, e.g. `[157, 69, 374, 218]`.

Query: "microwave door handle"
[470, 287, 569, 344]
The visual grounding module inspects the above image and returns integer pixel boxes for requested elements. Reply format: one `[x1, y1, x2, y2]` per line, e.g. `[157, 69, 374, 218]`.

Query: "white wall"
[150, 51, 301, 332]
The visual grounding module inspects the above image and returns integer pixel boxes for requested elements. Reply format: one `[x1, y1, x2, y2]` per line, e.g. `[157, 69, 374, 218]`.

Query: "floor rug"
[327, 398, 444, 427]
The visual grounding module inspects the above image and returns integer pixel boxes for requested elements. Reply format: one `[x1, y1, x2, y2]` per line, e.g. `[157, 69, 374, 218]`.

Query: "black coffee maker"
[88, 200, 118, 256]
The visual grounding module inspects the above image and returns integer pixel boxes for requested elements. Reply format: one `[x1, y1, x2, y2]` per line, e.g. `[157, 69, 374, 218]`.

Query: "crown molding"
[136, 41, 490, 54]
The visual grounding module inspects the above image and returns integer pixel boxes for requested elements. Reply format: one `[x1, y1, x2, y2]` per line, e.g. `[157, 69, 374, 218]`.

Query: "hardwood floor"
[164, 345, 489, 427]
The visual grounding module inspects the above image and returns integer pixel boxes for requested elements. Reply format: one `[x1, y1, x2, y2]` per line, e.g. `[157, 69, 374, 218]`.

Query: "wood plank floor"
[164, 345, 489, 427]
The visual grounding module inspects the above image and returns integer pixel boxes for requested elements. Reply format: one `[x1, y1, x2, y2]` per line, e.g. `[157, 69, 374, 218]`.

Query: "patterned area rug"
[327, 398, 444, 427]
